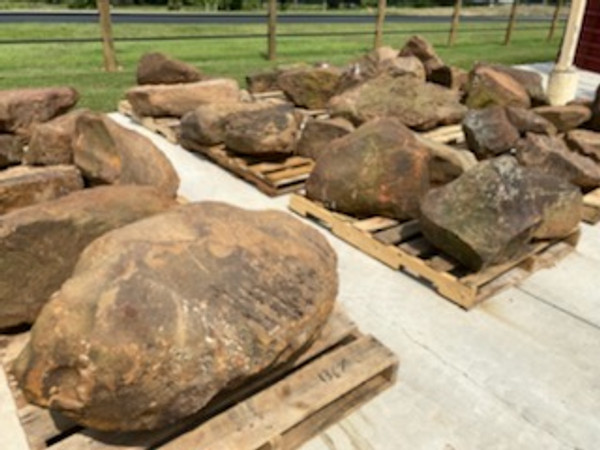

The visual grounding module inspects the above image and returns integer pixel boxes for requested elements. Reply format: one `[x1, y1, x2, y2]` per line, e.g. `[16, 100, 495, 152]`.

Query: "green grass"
[0, 21, 563, 111]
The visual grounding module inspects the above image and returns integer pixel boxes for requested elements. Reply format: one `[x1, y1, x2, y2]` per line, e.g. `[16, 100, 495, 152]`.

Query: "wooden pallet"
[583, 188, 600, 224]
[118, 100, 180, 144]
[0, 307, 397, 450]
[289, 194, 579, 309]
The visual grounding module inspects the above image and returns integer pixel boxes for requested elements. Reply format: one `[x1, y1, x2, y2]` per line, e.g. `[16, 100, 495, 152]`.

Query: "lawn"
[0, 20, 563, 111]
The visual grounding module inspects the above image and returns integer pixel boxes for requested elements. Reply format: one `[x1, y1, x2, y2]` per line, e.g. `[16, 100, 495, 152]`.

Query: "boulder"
[328, 74, 467, 130]
[0, 87, 79, 134]
[136, 52, 204, 85]
[246, 69, 282, 93]
[504, 106, 557, 136]
[0, 165, 83, 215]
[0, 186, 176, 329]
[73, 112, 180, 196]
[277, 67, 342, 109]
[222, 104, 299, 156]
[428, 65, 469, 91]
[398, 35, 444, 77]
[532, 104, 592, 133]
[465, 65, 530, 109]
[415, 134, 477, 186]
[420, 156, 579, 271]
[24, 109, 86, 166]
[489, 64, 548, 106]
[306, 118, 430, 220]
[462, 106, 520, 159]
[516, 133, 600, 189]
[294, 117, 354, 160]
[0, 134, 24, 168]
[564, 129, 600, 163]
[126, 79, 240, 118]
[13, 202, 337, 431]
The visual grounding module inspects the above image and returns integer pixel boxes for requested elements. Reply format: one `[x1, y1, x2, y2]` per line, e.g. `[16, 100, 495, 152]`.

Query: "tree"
[97, 0, 118, 72]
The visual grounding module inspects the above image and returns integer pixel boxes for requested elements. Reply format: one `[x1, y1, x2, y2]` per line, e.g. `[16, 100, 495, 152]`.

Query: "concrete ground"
[1, 64, 599, 450]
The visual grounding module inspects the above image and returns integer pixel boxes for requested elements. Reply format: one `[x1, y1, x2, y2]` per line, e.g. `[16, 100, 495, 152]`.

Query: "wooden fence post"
[97, 0, 118, 72]
[547, 0, 563, 41]
[448, 0, 462, 46]
[374, 0, 386, 49]
[504, 0, 519, 46]
[268, 0, 277, 61]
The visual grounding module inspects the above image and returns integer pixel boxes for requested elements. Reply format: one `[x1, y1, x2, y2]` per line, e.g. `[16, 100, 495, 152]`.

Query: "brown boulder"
[516, 133, 600, 189]
[505, 106, 557, 136]
[136, 52, 204, 86]
[295, 117, 354, 160]
[0, 165, 83, 215]
[398, 35, 444, 77]
[564, 129, 600, 163]
[0, 87, 79, 134]
[532, 105, 592, 133]
[328, 74, 466, 130]
[73, 112, 179, 196]
[465, 65, 530, 109]
[415, 135, 477, 186]
[222, 104, 299, 156]
[13, 202, 337, 431]
[126, 79, 240, 118]
[0, 134, 24, 168]
[462, 106, 520, 159]
[246, 69, 282, 93]
[429, 65, 469, 91]
[420, 156, 580, 271]
[306, 118, 430, 220]
[24, 109, 86, 166]
[489, 65, 548, 106]
[0, 186, 175, 329]
[277, 67, 342, 109]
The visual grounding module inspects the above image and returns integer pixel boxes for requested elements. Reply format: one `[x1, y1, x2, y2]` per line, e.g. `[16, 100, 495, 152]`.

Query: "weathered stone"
[328, 75, 466, 130]
[136, 52, 204, 86]
[415, 134, 477, 186]
[420, 156, 579, 271]
[73, 112, 179, 196]
[306, 118, 430, 220]
[126, 79, 240, 118]
[532, 104, 592, 133]
[465, 65, 530, 109]
[13, 202, 337, 431]
[0, 87, 79, 134]
[223, 104, 298, 156]
[489, 64, 548, 106]
[0, 134, 24, 168]
[246, 69, 281, 93]
[428, 65, 469, 91]
[398, 35, 444, 77]
[0, 186, 175, 329]
[564, 129, 600, 163]
[462, 106, 520, 159]
[277, 67, 342, 109]
[0, 165, 83, 215]
[516, 133, 600, 189]
[24, 109, 86, 166]
[294, 117, 354, 160]
[505, 106, 557, 136]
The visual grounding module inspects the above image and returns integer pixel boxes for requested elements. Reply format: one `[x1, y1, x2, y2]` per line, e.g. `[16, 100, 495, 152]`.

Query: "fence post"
[547, 0, 563, 41]
[97, 0, 118, 72]
[504, 0, 519, 45]
[268, 0, 277, 60]
[448, 0, 462, 46]
[374, 0, 386, 49]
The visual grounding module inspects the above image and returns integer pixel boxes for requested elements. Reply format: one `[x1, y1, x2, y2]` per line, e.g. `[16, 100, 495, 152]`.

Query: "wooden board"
[582, 187, 600, 224]
[0, 307, 397, 450]
[289, 194, 580, 309]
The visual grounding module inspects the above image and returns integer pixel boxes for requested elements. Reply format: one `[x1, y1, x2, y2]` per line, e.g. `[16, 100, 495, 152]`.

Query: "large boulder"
[13, 202, 337, 431]
[246, 69, 282, 93]
[565, 129, 600, 162]
[294, 117, 354, 160]
[24, 109, 86, 166]
[0, 165, 83, 215]
[428, 65, 469, 92]
[462, 106, 520, 159]
[420, 156, 580, 271]
[516, 133, 600, 189]
[136, 52, 204, 86]
[328, 74, 466, 130]
[465, 65, 530, 109]
[0, 134, 24, 168]
[277, 66, 342, 109]
[222, 104, 299, 156]
[415, 135, 477, 186]
[0, 87, 79, 134]
[504, 106, 557, 136]
[398, 35, 444, 78]
[73, 112, 179, 196]
[306, 118, 430, 220]
[0, 186, 175, 329]
[126, 79, 240, 118]
[532, 105, 592, 133]
[489, 65, 548, 106]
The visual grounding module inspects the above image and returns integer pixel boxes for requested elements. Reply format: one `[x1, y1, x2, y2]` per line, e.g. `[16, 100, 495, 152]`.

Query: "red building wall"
[575, 0, 600, 72]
